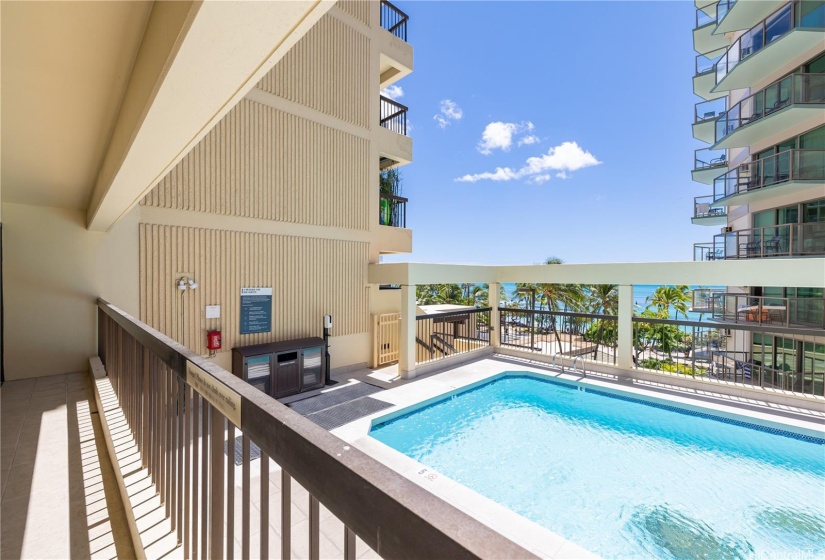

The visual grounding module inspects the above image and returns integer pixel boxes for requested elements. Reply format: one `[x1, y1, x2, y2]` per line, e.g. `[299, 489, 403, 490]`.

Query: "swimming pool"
[369, 373, 825, 559]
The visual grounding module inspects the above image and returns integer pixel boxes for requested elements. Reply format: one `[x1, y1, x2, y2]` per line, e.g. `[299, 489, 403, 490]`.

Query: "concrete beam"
[367, 262, 497, 286]
[368, 259, 825, 289]
[87, 0, 333, 231]
[496, 259, 825, 288]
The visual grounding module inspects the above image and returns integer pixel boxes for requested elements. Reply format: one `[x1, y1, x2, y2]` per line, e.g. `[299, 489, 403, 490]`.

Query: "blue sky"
[382, 1, 708, 265]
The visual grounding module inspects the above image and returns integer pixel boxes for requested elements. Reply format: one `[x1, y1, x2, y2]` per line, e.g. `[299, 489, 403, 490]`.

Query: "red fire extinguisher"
[207, 330, 222, 351]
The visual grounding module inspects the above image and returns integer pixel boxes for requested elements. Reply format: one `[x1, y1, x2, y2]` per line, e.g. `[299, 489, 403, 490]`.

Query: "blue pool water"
[370, 374, 825, 559]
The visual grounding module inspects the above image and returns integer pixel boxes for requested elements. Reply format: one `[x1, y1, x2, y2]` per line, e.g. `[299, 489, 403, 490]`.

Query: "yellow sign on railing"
[186, 361, 242, 427]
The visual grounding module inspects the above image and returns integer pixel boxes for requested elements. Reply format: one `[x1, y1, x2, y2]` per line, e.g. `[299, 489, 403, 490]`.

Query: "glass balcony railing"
[694, 147, 728, 171]
[696, 6, 716, 28]
[695, 222, 825, 260]
[713, 150, 825, 201]
[714, 74, 825, 143]
[716, 0, 737, 23]
[715, 1, 825, 86]
[695, 50, 725, 76]
[695, 98, 727, 123]
[691, 290, 825, 329]
[694, 195, 727, 220]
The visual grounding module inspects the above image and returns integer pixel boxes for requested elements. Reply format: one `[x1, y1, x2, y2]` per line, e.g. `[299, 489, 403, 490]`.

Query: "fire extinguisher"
[207, 330, 222, 351]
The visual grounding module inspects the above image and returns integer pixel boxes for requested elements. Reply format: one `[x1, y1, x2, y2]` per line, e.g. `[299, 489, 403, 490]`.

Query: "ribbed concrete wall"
[139, 224, 369, 357]
[256, 14, 370, 128]
[141, 99, 370, 230]
[337, 0, 372, 27]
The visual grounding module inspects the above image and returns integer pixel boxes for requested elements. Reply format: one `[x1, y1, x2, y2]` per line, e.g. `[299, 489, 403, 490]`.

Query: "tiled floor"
[1, 372, 135, 559]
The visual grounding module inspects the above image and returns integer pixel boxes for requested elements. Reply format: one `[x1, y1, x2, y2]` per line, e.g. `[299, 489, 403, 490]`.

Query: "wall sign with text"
[240, 287, 272, 334]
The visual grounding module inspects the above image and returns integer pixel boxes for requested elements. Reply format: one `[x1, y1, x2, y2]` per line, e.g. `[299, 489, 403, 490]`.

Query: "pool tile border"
[580, 384, 825, 445]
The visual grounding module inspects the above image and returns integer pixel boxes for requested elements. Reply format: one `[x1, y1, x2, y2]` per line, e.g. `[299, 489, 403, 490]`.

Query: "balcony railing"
[694, 147, 728, 171]
[696, 5, 716, 27]
[500, 308, 618, 366]
[694, 195, 727, 220]
[416, 307, 491, 365]
[380, 95, 408, 136]
[714, 74, 825, 143]
[380, 0, 408, 41]
[706, 292, 825, 329]
[632, 314, 824, 396]
[695, 49, 725, 76]
[715, 0, 825, 86]
[715, 0, 737, 23]
[695, 98, 727, 123]
[692, 289, 825, 329]
[379, 192, 408, 228]
[96, 299, 531, 559]
[713, 149, 825, 202]
[495, 305, 825, 397]
[694, 222, 825, 260]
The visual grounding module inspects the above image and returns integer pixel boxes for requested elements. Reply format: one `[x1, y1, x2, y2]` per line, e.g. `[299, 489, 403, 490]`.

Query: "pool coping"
[331, 357, 825, 559]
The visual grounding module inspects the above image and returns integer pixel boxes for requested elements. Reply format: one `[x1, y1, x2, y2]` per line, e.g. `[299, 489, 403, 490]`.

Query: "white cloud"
[455, 141, 601, 184]
[434, 99, 462, 128]
[527, 174, 552, 185]
[455, 167, 518, 183]
[381, 85, 404, 100]
[477, 121, 536, 154]
[477, 122, 518, 154]
[522, 142, 601, 174]
[518, 135, 540, 147]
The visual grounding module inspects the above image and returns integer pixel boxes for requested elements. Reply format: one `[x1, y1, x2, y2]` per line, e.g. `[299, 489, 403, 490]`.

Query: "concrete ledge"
[413, 347, 495, 378]
[89, 357, 181, 560]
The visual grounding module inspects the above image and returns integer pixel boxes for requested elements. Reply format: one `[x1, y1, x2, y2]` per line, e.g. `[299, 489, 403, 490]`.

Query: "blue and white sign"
[240, 287, 272, 334]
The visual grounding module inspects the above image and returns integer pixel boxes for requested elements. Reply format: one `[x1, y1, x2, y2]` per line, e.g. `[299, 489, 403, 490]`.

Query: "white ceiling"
[1, 1, 153, 209]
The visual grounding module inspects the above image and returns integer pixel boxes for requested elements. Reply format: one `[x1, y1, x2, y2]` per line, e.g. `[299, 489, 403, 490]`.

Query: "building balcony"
[692, 195, 728, 225]
[694, 222, 825, 261]
[377, 95, 412, 166]
[712, 73, 825, 149]
[380, 192, 407, 228]
[693, 98, 727, 143]
[693, 48, 729, 101]
[379, 95, 408, 136]
[692, 147, 728, 184]
[711, 149, 825, 207]
[692, 290, 825, 329]
[715, 0, 786, 34]
[695, 0, 718, 23]
[712, 1, 825, 93]
[378, 0, 412, 89]
[694, 7, 730, 53]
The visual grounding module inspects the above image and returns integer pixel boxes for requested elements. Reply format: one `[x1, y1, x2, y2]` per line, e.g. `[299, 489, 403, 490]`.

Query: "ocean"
[500, 283, 724, 322]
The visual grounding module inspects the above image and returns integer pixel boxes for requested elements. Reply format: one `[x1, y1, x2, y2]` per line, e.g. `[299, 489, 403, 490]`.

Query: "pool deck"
[331, 355, 825, 560]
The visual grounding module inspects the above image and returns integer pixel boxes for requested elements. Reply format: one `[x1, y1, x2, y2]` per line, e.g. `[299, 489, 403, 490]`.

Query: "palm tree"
[534, 257, 586, 354]
[586, 284, 618, 360]
[646, 285, 690, 320]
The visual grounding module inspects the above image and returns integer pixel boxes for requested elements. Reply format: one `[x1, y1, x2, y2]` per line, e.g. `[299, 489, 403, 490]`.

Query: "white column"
[399, 284, 417, 379]
[489, 282, 501, 347]
[617, 284, 634, 370]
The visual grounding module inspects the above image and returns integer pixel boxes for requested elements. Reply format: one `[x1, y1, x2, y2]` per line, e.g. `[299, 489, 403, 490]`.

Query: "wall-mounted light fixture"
[177, 276, 199, 291]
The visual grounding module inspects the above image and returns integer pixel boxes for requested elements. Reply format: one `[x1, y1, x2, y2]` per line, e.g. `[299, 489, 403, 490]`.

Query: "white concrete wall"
[2, 203, 140, 379]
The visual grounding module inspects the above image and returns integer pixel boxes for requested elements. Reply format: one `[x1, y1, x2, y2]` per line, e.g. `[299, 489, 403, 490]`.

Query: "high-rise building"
[690, 0, 825, 376]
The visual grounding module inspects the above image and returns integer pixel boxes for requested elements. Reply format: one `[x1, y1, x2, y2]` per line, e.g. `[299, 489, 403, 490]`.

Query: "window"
[800, 125, 825, 151]
[805, 53, 825, 74]
[803, 200, 825, 222]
